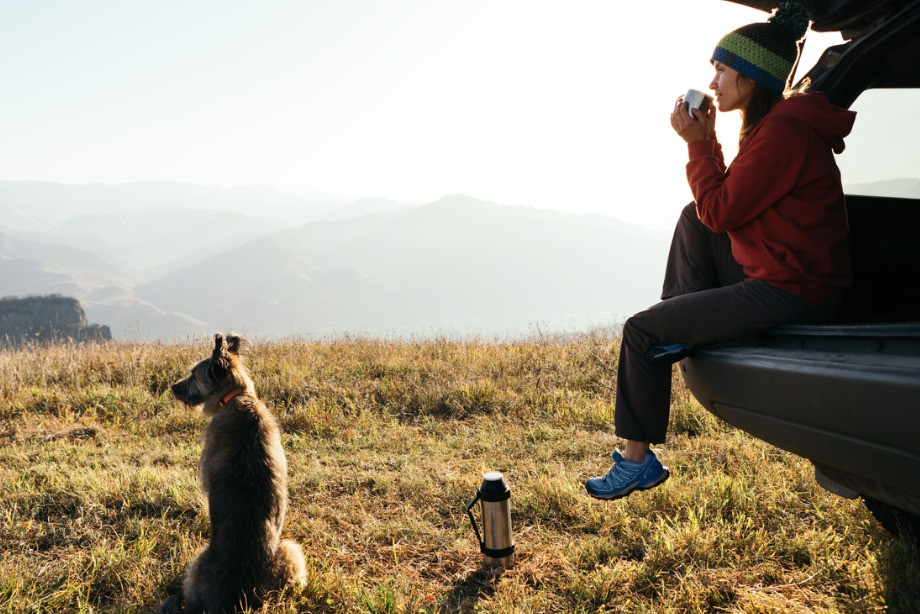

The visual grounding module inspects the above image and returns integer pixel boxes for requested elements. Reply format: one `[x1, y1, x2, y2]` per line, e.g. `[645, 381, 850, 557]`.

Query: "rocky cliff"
[0, 295, 111, 346]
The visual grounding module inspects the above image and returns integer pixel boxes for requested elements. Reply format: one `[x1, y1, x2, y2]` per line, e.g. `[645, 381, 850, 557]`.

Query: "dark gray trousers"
[613, 203, 836, 443]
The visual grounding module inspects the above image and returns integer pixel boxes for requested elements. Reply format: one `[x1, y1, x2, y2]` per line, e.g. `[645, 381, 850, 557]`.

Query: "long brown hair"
[739, 79, 783, 145]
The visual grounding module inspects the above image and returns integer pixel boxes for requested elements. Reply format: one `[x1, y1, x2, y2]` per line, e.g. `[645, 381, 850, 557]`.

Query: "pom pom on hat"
[769, 2, 809, 38]
[711, 2, 811, 93]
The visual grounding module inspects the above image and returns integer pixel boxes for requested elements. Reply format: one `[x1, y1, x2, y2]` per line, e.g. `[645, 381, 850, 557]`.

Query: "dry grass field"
[1, 334, 917, 613]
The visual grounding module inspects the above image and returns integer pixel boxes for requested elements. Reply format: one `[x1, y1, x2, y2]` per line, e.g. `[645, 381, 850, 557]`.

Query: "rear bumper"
[681, 323, 920, 514]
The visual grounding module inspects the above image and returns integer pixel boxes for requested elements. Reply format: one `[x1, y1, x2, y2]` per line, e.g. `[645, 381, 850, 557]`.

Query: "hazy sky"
[2, 0, 897, 230]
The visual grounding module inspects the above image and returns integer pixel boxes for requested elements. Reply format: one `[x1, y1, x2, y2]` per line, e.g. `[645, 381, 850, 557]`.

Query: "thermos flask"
[466, 471, 515, 569]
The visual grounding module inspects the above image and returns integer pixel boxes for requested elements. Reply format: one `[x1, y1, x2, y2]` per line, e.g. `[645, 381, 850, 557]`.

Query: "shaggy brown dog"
[159, 333, 305, 613]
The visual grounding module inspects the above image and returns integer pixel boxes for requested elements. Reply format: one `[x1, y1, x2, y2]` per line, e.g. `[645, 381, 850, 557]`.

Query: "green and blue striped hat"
[711, 2, 810, 93]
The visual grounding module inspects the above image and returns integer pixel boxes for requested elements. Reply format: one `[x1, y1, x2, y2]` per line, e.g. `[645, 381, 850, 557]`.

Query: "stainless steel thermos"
[466, 471, 515, 568]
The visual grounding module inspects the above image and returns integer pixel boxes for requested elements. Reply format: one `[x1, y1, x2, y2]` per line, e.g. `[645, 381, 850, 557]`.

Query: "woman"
[585, 2, 856, 500]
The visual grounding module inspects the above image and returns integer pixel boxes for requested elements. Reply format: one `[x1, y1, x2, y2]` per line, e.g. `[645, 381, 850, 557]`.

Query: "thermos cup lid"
[478, 471, 511, 502]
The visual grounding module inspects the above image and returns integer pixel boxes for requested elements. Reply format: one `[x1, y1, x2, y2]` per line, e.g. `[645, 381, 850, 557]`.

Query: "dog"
[159, 333, 306, 613]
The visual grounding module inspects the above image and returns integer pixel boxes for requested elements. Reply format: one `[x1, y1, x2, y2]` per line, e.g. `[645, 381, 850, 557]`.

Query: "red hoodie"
[686, 92, 856, 305]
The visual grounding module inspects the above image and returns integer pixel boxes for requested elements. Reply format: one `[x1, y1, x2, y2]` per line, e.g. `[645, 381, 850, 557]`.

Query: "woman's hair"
[739, 77, 784, 145]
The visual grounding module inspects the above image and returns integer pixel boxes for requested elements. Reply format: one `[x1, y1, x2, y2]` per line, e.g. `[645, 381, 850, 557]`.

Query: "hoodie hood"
[766, 91, 856, 153]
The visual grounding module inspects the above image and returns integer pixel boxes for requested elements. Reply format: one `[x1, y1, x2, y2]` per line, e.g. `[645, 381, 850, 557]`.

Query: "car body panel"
[681, 324, 920, 513]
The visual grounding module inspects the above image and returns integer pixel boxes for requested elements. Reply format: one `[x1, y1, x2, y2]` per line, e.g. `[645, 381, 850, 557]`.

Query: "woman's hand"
[670, 97, 716, 143]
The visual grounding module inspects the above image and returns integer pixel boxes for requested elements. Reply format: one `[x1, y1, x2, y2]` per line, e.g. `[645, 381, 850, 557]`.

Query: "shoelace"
[602, 459, 647, 485]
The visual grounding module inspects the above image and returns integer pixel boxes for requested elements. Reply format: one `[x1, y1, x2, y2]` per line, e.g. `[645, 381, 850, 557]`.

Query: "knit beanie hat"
[711, 2, 810, 93]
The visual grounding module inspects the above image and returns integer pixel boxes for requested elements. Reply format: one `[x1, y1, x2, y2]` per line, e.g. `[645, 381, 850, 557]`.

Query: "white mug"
[684, 88, 713, 119]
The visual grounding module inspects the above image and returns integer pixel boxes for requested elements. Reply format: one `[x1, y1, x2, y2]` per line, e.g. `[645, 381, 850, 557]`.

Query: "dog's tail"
[156, 593, 185, 614]
[273, 539, 307, 588]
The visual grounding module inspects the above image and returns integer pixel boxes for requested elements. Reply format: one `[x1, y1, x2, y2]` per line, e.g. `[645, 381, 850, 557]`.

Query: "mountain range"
[2, 179, 913, 340]
[0, 182, 669, 339]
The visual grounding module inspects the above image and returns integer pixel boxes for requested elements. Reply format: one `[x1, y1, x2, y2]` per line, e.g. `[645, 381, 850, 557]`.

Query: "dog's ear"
[213, 333, 225, 358]
[208, 333, 231, 381]
[226, 333, 244, 356]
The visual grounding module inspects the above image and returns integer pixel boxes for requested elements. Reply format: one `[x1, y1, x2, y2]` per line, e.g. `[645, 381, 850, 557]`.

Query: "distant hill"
[0, 230, 134, 296]
[0, 182, 669, 340]
[0, 295, 111, 346]
[138, 195, 669, 338]
[0, 182, 410, 272]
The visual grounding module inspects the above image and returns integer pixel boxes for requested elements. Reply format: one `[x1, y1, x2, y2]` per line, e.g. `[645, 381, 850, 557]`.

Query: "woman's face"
[709, 61, 755, 112]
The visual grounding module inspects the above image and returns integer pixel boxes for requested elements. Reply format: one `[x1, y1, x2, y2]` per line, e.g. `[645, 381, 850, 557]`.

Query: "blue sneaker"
[585, 450, 670, 500]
